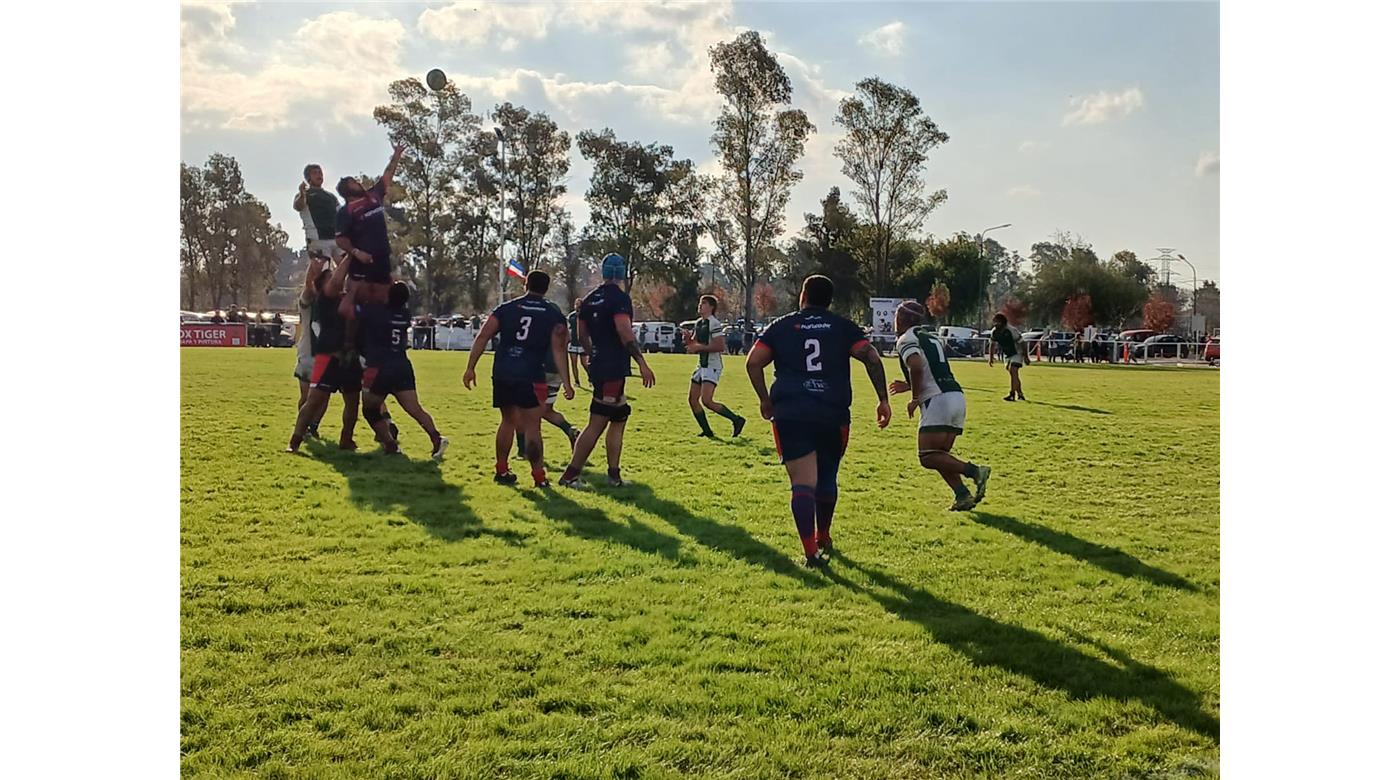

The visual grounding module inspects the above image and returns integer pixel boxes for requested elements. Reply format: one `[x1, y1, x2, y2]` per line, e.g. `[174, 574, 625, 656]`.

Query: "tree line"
[179, 31, 1215, 332]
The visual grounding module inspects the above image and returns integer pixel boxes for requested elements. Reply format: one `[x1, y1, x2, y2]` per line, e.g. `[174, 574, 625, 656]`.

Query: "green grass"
[181, 347, 1218, 779]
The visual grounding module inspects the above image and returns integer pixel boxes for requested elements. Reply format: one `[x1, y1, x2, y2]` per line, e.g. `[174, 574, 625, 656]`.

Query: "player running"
[464, 270, 573, 488]
[988, 312, 1029, 401]
[360, 281, 449, 461]
[889, 301, 991, 511]
[286, 254, 361, 453]
[686, 295, 745, 438]
[558, 254, 656, 488]
[746, 275, 892, 568]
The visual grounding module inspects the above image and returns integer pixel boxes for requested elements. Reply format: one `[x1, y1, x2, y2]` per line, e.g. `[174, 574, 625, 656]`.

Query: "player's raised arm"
[851, 340, 892, 428]
[614, 313, 655, 388]
[551, 322, 575, 401]
[299, 255, 325, 307]
[746, 341, 774, 420]
[382, 143, 407, 191]
[463, 315, 500, 389]
[294, 181, 307, 212]
[324, 252, 352, 298]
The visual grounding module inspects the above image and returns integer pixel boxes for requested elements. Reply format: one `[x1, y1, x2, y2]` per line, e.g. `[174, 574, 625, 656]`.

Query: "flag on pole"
[506, 258, 526, 280]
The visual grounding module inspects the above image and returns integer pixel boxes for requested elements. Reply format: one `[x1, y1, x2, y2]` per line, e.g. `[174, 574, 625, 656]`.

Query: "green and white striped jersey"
[695, 315, 723, 368]
[896, 325, 962, 400]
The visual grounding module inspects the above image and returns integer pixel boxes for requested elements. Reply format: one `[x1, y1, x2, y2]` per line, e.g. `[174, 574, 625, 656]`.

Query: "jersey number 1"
[804, 338, 822, 371]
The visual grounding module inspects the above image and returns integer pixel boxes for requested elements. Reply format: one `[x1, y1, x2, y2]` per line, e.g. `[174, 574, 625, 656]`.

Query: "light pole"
[494, 126, 510, 309]
[977, 223, 1011, 327]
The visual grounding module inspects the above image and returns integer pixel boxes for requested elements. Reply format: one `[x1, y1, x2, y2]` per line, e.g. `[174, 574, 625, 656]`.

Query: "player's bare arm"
[852, 342, 892, 428]
[294, 181, 307, 212]
[903, 352, 927, 418]
[382, 143, 407, 190]
[463, 316, 500, 389]
[299, 255, 325, 306]
[577, 317, 593, 360]
[746, 342, 774, 420]
[551, 324, 575, 401]
[615, 314, 656, 388]
[324, 253, 352, 298]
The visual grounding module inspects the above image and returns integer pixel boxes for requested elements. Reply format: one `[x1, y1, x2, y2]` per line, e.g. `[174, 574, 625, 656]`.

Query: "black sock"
[693, 411, 713, 435]
[791, 485, 818, 557]
[953, 483, 971, 499]
[607, 467, 621, 480]
[515, 431, 526, 453]
[962, 461, 979, 477]
[549, 416, 572, 433]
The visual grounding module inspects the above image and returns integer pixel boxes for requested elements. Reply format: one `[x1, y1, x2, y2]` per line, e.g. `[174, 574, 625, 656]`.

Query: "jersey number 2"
[804, 338, 822, 371]
[516, 316, 532, 341]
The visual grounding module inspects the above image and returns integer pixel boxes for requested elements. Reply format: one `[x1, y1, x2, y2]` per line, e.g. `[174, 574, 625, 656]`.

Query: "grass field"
[181, 347, 1219, 779]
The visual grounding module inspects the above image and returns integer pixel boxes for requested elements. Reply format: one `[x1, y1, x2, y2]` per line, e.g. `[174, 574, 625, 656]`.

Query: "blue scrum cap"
[601, 253, 627, 280]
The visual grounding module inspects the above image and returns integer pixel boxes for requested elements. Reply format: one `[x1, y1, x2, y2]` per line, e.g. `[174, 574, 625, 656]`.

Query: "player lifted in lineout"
[988, 312, 1029, 401]
[746, 275, 891, 568]
[286, 254, 361, 453]
[333, 142, 405, 348]
[559, 254, 656, 488]
[359, 281, 449, 461]
[291, 163, 341, 440]
[889, 300, 991, 511]
[464, 270, 573, 488]
[685, 295, 746, 438]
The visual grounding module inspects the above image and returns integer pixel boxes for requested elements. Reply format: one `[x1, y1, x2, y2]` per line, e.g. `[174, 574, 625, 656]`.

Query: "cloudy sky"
[181, 1, 1220, 283]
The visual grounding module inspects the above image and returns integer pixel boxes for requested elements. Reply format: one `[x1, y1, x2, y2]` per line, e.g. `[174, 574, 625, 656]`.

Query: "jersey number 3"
[516, 316, 532, 341]
[804, 338, 822, 371]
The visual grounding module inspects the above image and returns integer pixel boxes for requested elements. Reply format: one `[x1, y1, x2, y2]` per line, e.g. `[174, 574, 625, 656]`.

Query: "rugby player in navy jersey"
[334, 142, 405, 346]
[889, 301, 991, 510]
[745, 275, 892, 567]
[286, 254, 361, 453]
[558, 254, 657, 488]
[463, 270, 574, 488]
[360, 281, 449, 461]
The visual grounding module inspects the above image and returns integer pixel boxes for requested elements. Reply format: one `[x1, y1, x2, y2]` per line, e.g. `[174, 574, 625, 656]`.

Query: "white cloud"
[182, 7, 407, 132]
[1195, 150, 1219, 177]
[417, 1, 555, 46]
[625, 41, 676, 79]
[858, 21, 906, 56]
[1062, 87, 1144, 126]
[1008, 185, 1041, 199]
[1018, 140, 1048, 154]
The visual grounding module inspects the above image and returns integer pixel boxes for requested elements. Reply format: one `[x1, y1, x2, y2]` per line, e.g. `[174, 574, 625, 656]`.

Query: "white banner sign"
[869, 298, 900, 335]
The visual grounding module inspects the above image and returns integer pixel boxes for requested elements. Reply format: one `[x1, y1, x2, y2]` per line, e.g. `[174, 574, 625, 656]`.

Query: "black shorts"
[493, 379, 547, 409]
[771, 419, 849, 464]
[310, 354, 362, 394]
[589, 376, 627, 402]
[362, 360, 415, 396]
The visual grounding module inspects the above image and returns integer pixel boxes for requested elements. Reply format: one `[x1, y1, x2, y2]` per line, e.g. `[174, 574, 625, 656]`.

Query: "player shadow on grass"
[969, 512, 1199, 592]
[520, 490, 688, 563]
[307, 441, 523, 544]
[960, 386, 1111, 415]
[822, 552, 1219, 741]
[605, 481, 825, 586]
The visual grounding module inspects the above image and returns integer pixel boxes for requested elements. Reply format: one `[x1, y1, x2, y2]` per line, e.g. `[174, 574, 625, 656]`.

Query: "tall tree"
[373, 78, 484, 313]
[1142, 292, 1177, 332]
[709, 31, 815, 324]
[1061, 294, 1095, 331]
[890, 234, 988, 325]
[781, 187, 866, 312]
[492, 103, 571, 281]
[833, 77, 949, 296]
[576, 128, 688, 293]
[178, 154, 286, 310]
[549, 214, 587, 307]
[1110, 249, 1157, 287]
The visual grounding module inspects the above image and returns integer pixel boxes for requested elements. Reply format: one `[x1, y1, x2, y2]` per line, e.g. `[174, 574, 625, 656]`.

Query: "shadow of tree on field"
[520, 489, 688, 563]
[605, 481, 823, 587]
[823, 551, 1219, 741]
[970, 512, 1198, 592]
[308, 440, 522, 544]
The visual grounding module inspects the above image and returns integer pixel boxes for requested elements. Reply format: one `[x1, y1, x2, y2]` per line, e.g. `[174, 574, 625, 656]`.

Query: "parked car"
[1132, 333, 1190, 359]
[1117, 329, 1158, 344]
[1204, 336, 1220, 365]
[632, 321, 680, 353]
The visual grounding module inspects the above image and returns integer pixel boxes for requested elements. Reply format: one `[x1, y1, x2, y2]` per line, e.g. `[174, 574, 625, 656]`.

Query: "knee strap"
[590, 400, 631, 422]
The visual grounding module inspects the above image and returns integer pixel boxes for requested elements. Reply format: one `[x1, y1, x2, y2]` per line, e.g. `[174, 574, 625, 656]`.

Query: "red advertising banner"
[181, 323, 247, 347]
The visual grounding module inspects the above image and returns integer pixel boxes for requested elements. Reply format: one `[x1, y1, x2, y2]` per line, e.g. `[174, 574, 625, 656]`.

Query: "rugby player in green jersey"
[685, 295, 745, 438]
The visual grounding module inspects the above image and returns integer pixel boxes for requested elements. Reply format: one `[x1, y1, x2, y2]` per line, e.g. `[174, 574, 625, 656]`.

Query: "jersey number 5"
[804, 338, 822, 371]
[516, 316, 532, 341]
